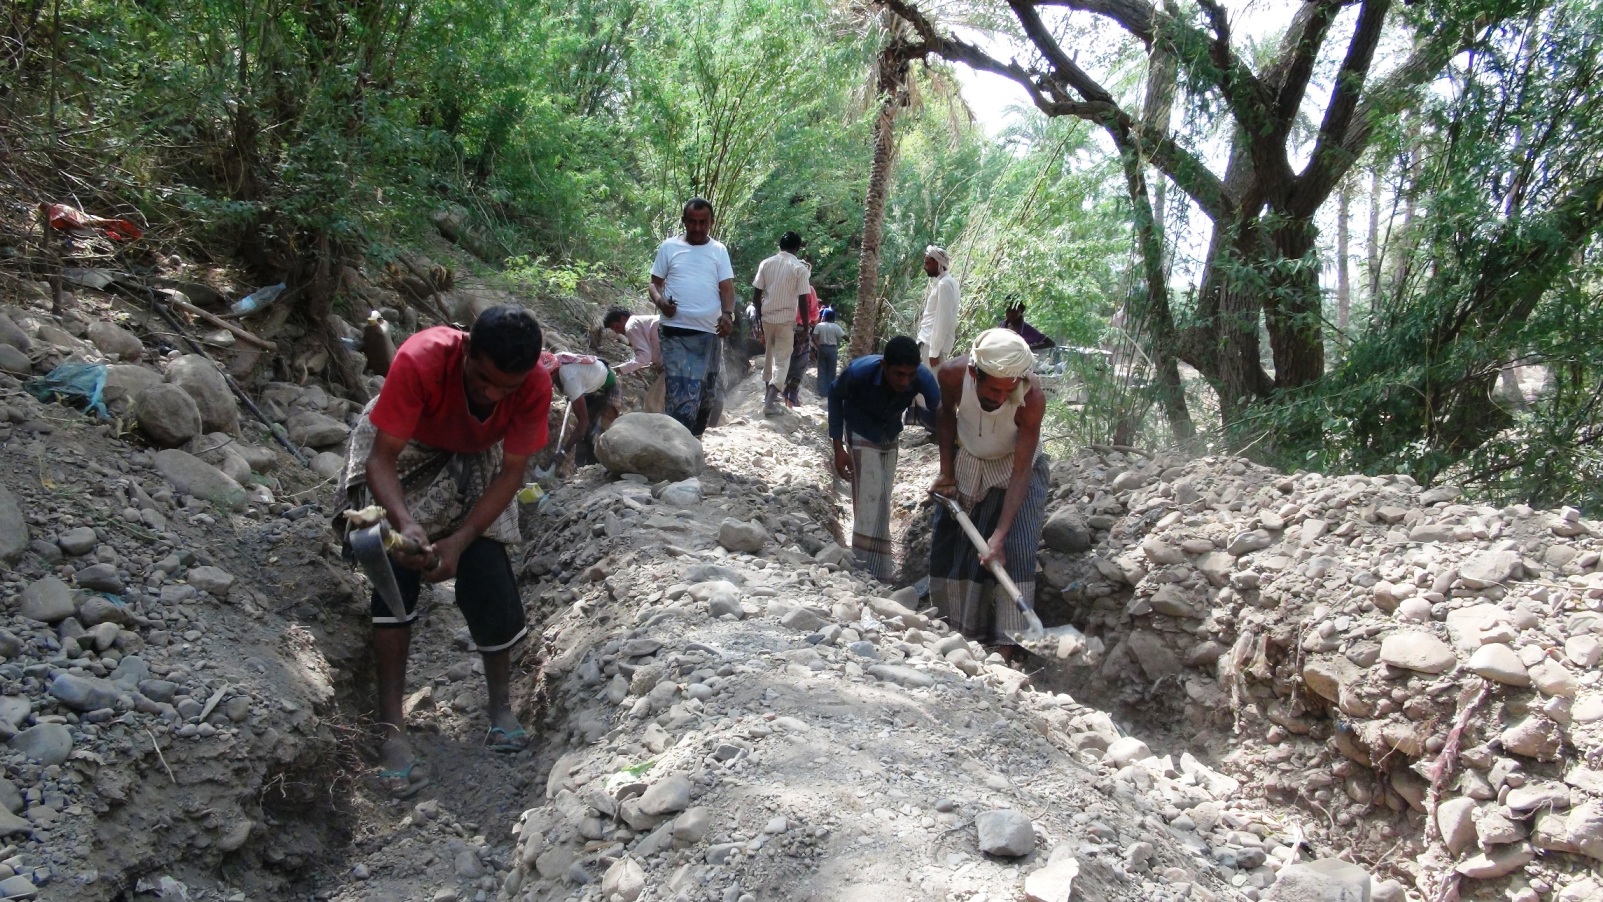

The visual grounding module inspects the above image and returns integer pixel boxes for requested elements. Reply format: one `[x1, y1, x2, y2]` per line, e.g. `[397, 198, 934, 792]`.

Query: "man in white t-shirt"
[649, 198, 735, 436]
[751, 231, 812, 415]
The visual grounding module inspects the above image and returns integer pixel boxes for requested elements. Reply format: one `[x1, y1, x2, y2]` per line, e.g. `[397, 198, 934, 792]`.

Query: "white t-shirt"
[558, 359, 610, 400]
[752, 252, 812, 325]
[651, 235, 734, 334]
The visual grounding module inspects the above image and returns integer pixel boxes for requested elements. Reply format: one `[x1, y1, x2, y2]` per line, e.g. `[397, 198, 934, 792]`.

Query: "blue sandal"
[485, 726, 529, 753]
[376, 761, 430, 799]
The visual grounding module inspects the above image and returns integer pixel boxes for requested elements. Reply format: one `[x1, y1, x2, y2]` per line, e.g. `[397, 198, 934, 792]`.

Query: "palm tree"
[848, 20, 917, 360]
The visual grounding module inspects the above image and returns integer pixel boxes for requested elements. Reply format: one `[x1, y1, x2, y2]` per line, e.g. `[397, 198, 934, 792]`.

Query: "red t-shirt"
[368, 327, 551, 456]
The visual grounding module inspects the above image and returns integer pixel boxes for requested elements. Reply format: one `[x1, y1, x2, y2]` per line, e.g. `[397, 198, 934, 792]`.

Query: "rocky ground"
[0, 236, 1595, 902]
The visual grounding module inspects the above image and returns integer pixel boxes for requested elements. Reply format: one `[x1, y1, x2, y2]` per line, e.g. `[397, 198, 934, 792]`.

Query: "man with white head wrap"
[928, 328, 1049, 664]
[916, 245, 960, 369]
[907, 245, 960, 428]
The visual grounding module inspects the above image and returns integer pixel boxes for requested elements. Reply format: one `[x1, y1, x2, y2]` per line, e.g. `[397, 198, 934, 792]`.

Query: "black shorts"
[370, 537, 527, 652]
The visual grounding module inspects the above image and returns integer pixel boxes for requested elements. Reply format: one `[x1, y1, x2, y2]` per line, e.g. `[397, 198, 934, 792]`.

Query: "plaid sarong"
[849, 432, 899, 580]
[334, 398, 520, 546]
[929, 452, 1049, 647]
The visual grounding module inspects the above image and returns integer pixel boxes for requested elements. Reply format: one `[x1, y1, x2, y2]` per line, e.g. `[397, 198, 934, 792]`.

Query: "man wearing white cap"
[929, 328, 1049, 663]
[916, 246, 960, 369]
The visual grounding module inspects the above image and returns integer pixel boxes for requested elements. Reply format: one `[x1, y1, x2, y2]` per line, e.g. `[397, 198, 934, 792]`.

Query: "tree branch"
[881, 0, 1236, 220]
[1295, 14, 1473, 212]
[1265, 0, 1346, 122]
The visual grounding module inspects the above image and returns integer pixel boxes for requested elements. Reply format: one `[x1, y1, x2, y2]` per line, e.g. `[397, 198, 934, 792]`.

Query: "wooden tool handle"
[934, 492, 1028, 608]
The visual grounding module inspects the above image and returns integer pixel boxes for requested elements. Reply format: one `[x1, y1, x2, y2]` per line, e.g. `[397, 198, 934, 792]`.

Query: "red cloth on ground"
[369, 327, 551, 455]
[42, 203, 143, 241]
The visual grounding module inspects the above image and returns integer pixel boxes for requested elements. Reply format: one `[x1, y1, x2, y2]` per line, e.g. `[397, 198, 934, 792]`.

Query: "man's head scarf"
[925, 245, 950, 273]
[970, 328, 1034, 379]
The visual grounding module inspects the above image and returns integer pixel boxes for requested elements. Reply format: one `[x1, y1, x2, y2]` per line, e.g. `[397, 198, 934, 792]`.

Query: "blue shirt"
[828, 355, 940, 443]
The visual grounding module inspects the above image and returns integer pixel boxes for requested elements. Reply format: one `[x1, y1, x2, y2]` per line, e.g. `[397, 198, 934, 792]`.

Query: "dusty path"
[301, 373, 1281, 902]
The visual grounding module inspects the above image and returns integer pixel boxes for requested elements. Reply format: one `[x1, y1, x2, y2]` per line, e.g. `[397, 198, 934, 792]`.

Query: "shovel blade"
[350, 524, 408, 621]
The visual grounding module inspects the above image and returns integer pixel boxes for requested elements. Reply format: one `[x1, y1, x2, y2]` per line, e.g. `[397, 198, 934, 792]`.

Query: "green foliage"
[1247, 0, 1603, 510]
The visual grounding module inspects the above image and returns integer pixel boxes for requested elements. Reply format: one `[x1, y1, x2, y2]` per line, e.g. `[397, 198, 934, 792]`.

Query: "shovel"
[930, 491, 1048, 644]
[533, 402, 574, 480]
[342, 506, 427, 621]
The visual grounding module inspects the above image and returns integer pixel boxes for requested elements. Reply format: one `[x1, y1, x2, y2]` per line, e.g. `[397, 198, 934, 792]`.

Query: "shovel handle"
[931, 491, 1029, 611]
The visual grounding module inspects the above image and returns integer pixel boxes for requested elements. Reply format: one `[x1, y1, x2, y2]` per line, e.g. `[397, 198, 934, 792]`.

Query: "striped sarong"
[848, 432, 899, 580]
[334, 398, 521, 546]
[929, 452, 1049, 647]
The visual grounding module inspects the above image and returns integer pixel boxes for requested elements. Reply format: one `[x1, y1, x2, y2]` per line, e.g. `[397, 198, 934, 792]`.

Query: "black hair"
[883, 335, 920, 367]
[602, 307, 632, 329]
[823, 309, 836, 322]
[682, 197, 714, 220]
[779, 231, 803, 252]
[468, 306, 543, 373]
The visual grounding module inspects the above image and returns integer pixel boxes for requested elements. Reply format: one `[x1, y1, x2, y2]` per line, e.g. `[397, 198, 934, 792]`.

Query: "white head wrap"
[925, 245, 950, 273]
[970, 328, 1034, 379]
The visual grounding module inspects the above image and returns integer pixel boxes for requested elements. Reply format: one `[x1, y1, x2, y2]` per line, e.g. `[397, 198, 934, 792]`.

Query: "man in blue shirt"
[828, 335, 940, 579]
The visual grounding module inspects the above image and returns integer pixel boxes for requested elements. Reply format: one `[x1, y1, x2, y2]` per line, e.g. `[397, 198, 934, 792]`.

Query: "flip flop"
[485, 726, 529, 753]
[375, 761, 430, 800]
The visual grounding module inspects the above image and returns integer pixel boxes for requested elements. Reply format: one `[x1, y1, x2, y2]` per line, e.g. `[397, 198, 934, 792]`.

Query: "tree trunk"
[1336, 178, 1351, 339]
[1366, 166, 1382, 312]
[848, 52, 907, 361]
[1126, 41, 1194, 442]
[1263, 219, 1325, 390]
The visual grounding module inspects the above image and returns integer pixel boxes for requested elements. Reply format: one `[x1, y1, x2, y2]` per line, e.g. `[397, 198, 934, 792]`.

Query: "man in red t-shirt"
[337, 306, 550, 796]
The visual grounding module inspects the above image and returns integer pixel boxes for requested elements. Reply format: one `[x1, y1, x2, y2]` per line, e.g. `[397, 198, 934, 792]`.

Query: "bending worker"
[336, 306, 550, 798]
[929, 328, 1048, 664]
[827, 336, 939, 580]
[602, 307, 664, 413]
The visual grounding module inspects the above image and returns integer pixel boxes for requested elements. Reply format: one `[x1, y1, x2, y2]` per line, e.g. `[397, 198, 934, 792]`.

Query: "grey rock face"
[976, 809, 1036, 857]
[638, 774, 692, 816]
[134, 384, 202, 448]
[9, 723, 72, 766]
[49, 673, 121, 712]
[168, 354, 239, 433]
[75, 562, 124, 593]
[286, 411, 350, 448]
[718, 518, 769, 554]
[153, 449, 247, 510]
[1041, 508, 1092, 553]
[20, 576, 76, 623]
[187, 565, 236, 597]
[1263, 858, 1373, 901]
[87, 320, 144, 361]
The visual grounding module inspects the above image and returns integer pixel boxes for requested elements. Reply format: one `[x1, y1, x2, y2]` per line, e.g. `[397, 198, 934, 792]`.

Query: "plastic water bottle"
[230, 282, 286, 315]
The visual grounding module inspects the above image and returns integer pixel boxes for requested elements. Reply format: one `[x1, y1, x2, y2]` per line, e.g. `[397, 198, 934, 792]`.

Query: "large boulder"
[1264, 858, 1373, 901]
[86, 320, 143, 361]
[286, 411, 351, 449]
[133, 384, 202, 448]
[1041, 508, 1092, 553]
[101, 364, 163, 406]
[595, 413, 703, 482]
[167, 354, 238, 433]
[152, 449, 247, 511]
[190, 432, 254, 484]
